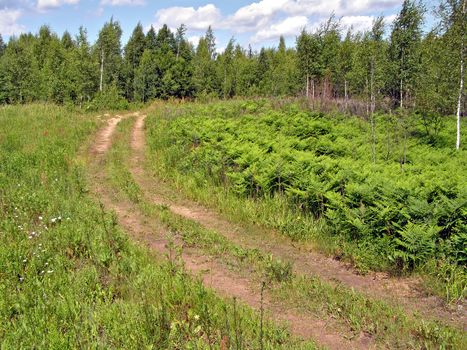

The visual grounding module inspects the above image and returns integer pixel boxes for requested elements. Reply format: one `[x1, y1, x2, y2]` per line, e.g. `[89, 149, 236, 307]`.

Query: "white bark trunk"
[99, 49, 104, 93]
[344, 79, 348, 100]
[312, 79, 315, 99]
[371, 59, 376, 163]
[400, 78, 403, 109]
[456, 0, 465, 150]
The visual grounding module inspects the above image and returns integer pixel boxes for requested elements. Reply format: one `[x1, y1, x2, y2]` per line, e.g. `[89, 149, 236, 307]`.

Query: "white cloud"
[187, 35, 200, 46]
[150, 0, 403, 46]
[252, 15, 308, 43]
[340, 15, 375, 33]
[0, 9, 25, 36]
[100, 0, 145, 6]
[282, 0, 401, 17]
[340, 13, 398, 33]
[37, 0, 79, 10]
[154, 4, 221, 31]
[226, 0, 288, 32]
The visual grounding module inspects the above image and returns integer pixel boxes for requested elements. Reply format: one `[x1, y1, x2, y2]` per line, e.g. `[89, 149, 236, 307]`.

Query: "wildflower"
[193, 314, 200, 321]
[40, 270, 45, 274]
[22, 259, 27, 263]
[39, 216, 43, 221]
[47, 270, 53, 274]
[19, 276, 24, 283]
[28, 235, 33, 239]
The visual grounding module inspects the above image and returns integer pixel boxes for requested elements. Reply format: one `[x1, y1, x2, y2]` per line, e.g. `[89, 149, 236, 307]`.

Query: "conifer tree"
[0, 34, 5, 57]
[145, 26, 157, 51]
[124, 23, 146, 99]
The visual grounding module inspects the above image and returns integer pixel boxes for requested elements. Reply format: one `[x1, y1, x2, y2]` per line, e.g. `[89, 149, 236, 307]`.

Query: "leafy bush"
[86, 83, 129, 111]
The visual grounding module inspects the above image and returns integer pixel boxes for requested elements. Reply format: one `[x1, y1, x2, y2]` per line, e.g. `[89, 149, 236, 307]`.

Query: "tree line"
[0, 0, 464, 145]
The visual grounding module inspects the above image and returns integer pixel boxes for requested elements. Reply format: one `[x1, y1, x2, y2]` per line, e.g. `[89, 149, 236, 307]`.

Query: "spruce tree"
[0, 34, 6, 57]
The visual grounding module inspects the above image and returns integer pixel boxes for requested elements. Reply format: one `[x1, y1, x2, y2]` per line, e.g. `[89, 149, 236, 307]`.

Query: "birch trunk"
[312, 79, 315, 99]
[371, 60, 376, 163]
[344, 79, 348, 111]
[456, 0, 465, 150]
[400, 78, 403, 109]
[99, 49, 104, 92]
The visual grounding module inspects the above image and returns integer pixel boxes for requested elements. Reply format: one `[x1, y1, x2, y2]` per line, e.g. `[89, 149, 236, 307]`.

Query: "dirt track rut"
[88, 114, 376, 350]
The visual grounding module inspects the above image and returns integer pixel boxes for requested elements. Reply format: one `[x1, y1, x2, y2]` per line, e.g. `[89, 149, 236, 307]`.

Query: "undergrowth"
[105, 114, 466, 349]
[145, 99, 466, 301]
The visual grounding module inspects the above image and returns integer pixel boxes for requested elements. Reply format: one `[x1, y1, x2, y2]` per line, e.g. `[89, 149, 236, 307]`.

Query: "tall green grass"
[0, 104, 313, 349]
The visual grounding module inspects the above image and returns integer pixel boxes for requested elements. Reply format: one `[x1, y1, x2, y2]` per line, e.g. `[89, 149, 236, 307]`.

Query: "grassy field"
[1, 101, 465, 349]
[145, 99, 466, 301]
[0, 104, 316, 349]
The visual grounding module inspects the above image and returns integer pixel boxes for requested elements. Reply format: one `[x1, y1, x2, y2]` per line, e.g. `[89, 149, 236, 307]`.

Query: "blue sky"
[0, 1, 438, 51]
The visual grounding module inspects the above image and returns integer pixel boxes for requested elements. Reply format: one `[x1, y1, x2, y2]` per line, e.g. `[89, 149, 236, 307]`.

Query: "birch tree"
[95, 18, 123, 93]
[389, 0, 424, 109]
